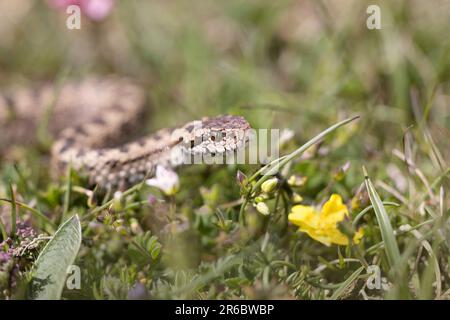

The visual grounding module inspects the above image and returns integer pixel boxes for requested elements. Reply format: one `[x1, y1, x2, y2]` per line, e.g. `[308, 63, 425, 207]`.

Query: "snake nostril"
[190, 140, 195, 148]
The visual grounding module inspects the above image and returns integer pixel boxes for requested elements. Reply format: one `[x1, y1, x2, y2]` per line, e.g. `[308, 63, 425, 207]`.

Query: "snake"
[0, 76, 251, 190]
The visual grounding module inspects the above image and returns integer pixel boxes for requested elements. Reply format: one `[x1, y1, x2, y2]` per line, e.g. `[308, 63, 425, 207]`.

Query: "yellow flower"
[288, 194, 364, 246]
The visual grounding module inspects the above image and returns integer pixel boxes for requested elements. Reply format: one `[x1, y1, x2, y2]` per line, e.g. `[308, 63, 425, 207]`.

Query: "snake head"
[173, 115, 252, 156]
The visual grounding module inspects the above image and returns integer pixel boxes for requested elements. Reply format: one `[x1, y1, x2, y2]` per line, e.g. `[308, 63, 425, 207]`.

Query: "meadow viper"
[0, 76, 251, 190]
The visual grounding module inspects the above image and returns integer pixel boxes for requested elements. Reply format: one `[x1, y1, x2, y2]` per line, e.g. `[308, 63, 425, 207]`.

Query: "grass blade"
[0, 198, 56, 232]
[0, 217, 7, 241]
[8, 181, 17, 236]
[363, 166, 401, 269]
[61, 163, 72, 225]
[254, 115, 360, 190]
[329, 266, 364, 300]
[352, 201, 400, 228]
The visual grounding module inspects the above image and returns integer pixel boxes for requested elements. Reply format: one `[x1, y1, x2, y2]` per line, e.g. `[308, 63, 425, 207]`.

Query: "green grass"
[0, 0, 449, 300]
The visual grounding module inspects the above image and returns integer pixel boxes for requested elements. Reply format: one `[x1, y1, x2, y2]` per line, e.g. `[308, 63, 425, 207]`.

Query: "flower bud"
[255, 192, 270, 203]
[292, 193, 303, 204]
[113, 191, 124, 212]
[130, 218, 142, 235]
[236, 170, 247, 186]
[287, 175, 307, 187]
[261, 178, 278, 193]
[255, 202, 270, 216]
[148, 194, 158, 206]
[86, 190, 97, 208]
[333, 161, 350, 182]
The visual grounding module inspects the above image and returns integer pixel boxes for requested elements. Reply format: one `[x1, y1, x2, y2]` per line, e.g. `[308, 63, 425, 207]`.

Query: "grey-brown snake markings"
[0, 76, 251, 190]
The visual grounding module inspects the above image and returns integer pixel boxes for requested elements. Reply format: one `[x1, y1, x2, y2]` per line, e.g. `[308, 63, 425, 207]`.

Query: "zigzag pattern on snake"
[0, 76, 251, 190]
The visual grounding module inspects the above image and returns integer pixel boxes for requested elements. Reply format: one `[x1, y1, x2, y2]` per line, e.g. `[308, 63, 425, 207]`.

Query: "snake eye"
[210, 136, 215, 141]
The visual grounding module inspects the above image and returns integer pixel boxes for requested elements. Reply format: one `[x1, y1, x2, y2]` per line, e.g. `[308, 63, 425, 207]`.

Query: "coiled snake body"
[0, 76, 251, 190]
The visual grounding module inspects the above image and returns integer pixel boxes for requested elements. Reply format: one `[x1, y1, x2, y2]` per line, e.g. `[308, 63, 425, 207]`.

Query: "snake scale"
[0, 76, 251, 190]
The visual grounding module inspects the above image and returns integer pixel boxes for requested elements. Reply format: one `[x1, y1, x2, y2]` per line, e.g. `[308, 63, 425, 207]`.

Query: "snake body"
[0, 76, 251, 189]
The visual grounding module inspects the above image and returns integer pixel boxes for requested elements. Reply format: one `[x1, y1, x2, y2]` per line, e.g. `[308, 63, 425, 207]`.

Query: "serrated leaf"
[30, 215, 82, 300]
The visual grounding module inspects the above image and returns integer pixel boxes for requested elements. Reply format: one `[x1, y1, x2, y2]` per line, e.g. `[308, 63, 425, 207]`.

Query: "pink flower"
[48, 0, 115, 21]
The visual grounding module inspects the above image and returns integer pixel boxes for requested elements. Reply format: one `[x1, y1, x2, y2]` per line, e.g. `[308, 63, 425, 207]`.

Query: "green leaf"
[30, 215, 82, 300]
[128, 231, 162, 266]
[363, 167, 401, 269]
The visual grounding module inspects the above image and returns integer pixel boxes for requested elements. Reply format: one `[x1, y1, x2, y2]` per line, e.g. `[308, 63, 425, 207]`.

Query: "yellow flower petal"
[305, 231, 333, 246]
[326, 228, 351, 246]
[353, 227, 364, 244]
[289, 194, 364, 246]
[288, 205, 319, 230]
[320, 194, 348, 221]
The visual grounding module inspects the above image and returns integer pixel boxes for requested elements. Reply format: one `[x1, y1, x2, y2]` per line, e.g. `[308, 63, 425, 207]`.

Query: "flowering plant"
[48, 0, 115, 21]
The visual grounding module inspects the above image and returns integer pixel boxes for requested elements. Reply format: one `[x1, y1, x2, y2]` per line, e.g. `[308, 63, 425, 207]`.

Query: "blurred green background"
[1, 0, 448, 161]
